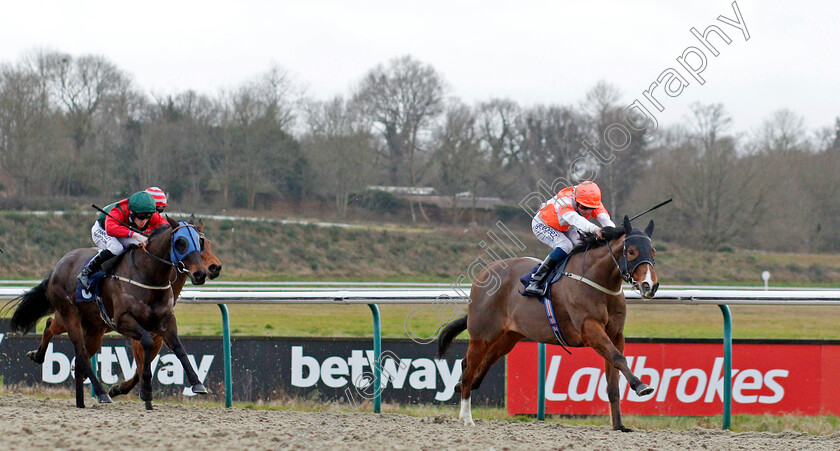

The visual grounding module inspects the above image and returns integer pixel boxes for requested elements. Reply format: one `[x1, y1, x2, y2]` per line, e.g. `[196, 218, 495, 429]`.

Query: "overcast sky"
[1, 0, 837, 136]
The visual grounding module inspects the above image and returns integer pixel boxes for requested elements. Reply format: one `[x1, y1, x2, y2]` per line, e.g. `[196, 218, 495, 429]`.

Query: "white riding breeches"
[531, 216, 582, 253]
[91, 222, 142, 255]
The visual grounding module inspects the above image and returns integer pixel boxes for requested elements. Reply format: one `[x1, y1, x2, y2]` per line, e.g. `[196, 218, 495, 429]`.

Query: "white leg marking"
[459, 397, 475, 426]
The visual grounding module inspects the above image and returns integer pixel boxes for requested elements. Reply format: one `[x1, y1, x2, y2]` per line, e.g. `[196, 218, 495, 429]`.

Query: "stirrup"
[77, 272, 91, 290]
[524, 281, 546, 297]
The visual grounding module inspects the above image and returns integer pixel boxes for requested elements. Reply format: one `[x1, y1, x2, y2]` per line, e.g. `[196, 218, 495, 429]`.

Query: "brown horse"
[9, 215, 208, 409]
[437, 216, 659, 431]
[22, 219, 223, 399]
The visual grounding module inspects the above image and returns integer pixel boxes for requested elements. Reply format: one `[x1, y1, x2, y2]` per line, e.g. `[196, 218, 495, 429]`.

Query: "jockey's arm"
[596, 213, 615, 228]
[560, 210, 600, 234]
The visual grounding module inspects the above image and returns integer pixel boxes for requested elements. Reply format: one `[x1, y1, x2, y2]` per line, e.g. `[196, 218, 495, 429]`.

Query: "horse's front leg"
[110, 336, 163, 398]
[159, 314, 208, 394]
[581, 319, 653, 431]
[117, 315, 156, 410]
[604, 358, 629, 432]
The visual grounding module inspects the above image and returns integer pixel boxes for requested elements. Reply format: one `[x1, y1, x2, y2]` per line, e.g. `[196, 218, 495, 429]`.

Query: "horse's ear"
[165, 214, 178, 228]
[189, 213, 196, 225]
[623, 215, 632, 235]
[645, 219, 655, 238]
[197, 218, 204, 232]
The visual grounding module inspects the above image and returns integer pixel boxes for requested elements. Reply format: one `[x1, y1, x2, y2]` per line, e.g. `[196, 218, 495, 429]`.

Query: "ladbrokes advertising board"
[507, 340, 840, 416]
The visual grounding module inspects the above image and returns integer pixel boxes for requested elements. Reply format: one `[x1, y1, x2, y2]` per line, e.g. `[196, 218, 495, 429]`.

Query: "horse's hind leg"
[470, 331, 522, 391]
[84, 332, 112, 404]
[27, 317, 64, 364]
[458, 338, 489, 426]
[64, 318, 106, 408]
[159, 314, 207, 394]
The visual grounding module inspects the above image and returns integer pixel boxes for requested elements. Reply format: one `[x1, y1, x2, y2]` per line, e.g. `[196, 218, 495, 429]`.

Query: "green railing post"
[368, 304, 382, 413]
[719, 304, 732, 429]
[218, 304, 233, 408]
[90, 354, 98, 398]
[538, 343, 546, 420]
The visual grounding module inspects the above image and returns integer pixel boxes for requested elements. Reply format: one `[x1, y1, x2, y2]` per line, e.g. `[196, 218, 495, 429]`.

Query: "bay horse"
[437, 216, 659, 431]
[9, 215, 208, 410]
[21, 219, 223, 399]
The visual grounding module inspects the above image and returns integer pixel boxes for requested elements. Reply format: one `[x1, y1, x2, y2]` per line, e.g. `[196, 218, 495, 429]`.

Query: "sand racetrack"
[1, 394, 838, 450]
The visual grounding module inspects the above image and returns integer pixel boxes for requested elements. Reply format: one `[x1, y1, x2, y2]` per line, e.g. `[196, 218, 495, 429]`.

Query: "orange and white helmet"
[145, 186, 167, 211]
[574, 181, 602, 209]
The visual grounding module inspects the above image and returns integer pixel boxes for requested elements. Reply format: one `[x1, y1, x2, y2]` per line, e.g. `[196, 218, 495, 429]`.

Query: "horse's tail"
[9, 273, 54, 334]
[437, 315, 468, 358]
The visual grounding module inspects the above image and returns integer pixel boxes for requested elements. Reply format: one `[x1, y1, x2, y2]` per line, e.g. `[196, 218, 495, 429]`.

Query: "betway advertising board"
[0, 334, 503, 406]
[507, 340, 840, 416]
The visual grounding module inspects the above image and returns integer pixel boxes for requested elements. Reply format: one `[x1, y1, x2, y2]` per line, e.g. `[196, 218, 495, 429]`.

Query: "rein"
[562, 239, 625, 297]
[114, 224, 197, 290]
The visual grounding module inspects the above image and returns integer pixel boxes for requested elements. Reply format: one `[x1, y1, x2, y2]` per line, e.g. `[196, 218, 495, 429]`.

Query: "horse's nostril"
[642, 282, 651, 292]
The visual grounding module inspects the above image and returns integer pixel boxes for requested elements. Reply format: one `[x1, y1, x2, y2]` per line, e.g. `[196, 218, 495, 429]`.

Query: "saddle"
[74, 250, 127, 303]
[519, 262, 566, 295]
[75, 265, 106, 303]
[519, 258, 573, 353]
[75, 257, 119, 329]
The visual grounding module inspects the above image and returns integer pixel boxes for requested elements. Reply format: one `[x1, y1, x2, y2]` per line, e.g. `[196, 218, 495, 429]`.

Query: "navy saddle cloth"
[519, 262, 566, 296]
[75, 257, 106, 303]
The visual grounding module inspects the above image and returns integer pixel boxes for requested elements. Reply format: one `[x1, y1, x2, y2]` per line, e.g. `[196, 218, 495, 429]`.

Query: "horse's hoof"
[145, 401, 153, 411]
[76, 403, 85, 409]
[462, 418, 475, 427]
[616, 426, 633, 433]
[635, 383, 654, 397]
[191, 383, 208, 394]
[26, 350, 44, 364]
[108, 386, 123, 398]
[140, 391, 152, 403]
[98, 393, 113, 404]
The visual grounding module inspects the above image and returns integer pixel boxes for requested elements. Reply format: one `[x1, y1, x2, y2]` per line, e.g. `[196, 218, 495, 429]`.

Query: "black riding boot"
[77, 249, 115, 289]
[524, 248, 567, 297]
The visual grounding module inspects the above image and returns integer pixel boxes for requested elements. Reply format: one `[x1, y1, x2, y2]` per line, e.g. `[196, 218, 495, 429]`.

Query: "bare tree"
[216, 67, 307, 209]
[302, 96, 376, 218]
[664, 103, 765, 250]
[354, 55, 445, 188]
[755, 108, 808, 155]
[0, 64, 68, 196]
[431, 101, 483, 223]
[475, 98, 523, 198]
[518, 105, 587, 193]
[580, 80, 650, 216]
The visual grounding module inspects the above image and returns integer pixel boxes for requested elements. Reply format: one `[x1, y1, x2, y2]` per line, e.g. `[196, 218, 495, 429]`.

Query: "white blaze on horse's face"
[639, 265, 659, 299]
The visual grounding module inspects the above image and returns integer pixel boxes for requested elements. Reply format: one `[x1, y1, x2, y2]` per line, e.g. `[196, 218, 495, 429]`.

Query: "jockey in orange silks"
[524, 181, 615, 296]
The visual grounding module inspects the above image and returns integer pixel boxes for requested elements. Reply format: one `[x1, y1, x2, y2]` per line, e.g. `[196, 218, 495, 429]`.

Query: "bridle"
[118, 223, 202, 289]
[94, 221, 203, 330]
[606, 232, 655, 294]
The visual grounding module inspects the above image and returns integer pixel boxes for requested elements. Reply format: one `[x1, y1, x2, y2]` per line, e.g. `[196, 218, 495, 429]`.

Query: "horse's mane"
[148, 224, 172, 239]
[568, 226, 626, 257]
[102, 224, 173, 272]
